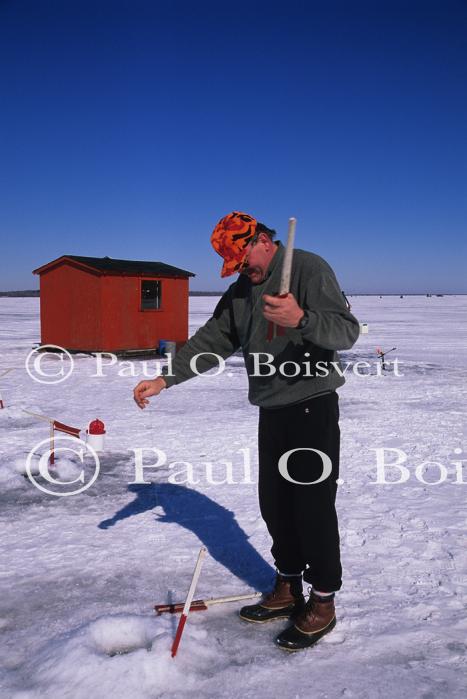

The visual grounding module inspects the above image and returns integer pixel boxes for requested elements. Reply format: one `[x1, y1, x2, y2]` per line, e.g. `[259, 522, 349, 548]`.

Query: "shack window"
[141, 280, 161, 310]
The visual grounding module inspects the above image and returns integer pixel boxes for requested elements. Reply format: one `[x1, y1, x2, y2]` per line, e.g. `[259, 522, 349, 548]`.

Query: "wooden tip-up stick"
[279, 217, 297, 296]
[171, 547, 207, 658]
[155, 591, 262, 615]
[267, 217, 297, 341]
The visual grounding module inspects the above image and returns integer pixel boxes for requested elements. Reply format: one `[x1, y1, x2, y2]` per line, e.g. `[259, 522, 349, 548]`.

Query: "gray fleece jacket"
[162, 242, 360, 408]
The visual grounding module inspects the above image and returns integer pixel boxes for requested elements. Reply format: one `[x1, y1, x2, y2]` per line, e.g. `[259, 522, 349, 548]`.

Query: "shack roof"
[33, 255, 195, 278]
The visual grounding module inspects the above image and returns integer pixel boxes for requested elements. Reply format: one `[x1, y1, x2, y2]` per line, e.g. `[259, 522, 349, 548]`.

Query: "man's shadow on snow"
[98, 483, 274, 592]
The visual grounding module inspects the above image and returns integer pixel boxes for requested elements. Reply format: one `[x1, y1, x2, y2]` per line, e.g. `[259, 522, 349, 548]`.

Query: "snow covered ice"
[0, 295, 466, 698]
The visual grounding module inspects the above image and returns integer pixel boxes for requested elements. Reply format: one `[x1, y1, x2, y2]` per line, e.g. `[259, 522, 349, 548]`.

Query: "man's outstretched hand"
[133, 377, 167, 409]
[262, 293, 304, 328]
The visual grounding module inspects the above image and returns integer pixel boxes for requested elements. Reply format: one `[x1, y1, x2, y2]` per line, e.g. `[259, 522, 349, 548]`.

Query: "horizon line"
[0, 289, 466, 297]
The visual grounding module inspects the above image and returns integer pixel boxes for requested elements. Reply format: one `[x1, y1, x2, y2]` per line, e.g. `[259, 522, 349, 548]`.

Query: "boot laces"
[263, 576, 284, 602]
[304, 586, 315, 607]
[303, 587, 323, 621]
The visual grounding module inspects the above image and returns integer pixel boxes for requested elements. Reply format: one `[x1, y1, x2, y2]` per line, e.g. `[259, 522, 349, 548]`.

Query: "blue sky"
[1, 0, 466, 293]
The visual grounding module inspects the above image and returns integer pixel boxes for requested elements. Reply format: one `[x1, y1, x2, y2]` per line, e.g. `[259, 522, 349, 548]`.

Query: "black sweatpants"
[258, 391, 342, 592]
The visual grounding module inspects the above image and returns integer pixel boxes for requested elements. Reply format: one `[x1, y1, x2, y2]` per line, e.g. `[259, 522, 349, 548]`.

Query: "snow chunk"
[89, 615, 153, 656]
[53, 456, 84, 482]
[14, 456, 40, 476]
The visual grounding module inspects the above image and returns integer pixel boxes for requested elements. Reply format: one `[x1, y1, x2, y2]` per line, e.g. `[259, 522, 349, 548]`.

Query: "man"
[133, 211, 360, 651]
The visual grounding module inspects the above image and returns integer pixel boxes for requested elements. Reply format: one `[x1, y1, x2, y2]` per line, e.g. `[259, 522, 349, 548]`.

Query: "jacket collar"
[256, 240, 284, 286]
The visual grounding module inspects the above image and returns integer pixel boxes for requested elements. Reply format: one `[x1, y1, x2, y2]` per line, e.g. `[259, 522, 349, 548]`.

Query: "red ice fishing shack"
[33, 255, 195, 354]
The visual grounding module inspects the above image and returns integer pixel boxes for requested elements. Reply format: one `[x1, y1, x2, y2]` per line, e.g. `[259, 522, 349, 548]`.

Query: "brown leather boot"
[239, 574, 304, 623]
[275, 591, 336, 650]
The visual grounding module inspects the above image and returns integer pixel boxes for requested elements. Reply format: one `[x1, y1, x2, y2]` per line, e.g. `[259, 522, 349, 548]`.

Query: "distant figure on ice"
[376, 346, 397, 371]
[133, 211, 360, 652]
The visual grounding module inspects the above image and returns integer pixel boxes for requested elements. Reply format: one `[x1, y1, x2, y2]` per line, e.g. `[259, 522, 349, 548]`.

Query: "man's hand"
[133, 377, 167, 409]
[262, 293, 304, 328]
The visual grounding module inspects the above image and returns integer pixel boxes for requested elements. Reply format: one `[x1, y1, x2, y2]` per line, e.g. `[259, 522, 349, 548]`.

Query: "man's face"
[240, 234, 275, 284]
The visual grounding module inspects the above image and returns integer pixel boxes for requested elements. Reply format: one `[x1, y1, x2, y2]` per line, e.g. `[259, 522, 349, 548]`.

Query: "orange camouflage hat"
[210, 211, 258, 278]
